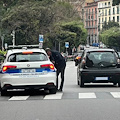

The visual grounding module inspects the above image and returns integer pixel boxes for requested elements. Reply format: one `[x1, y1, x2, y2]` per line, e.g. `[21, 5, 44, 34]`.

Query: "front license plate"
[21, 69, 36, 73]
[95, 77, 108, 80]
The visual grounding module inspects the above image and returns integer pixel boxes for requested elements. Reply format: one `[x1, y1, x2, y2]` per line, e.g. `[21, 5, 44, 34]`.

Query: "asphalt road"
[0, 61, 120, 120]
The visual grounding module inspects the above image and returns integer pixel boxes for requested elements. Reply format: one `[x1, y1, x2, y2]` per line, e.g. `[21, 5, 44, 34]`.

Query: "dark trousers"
[56, 67, 65, 90]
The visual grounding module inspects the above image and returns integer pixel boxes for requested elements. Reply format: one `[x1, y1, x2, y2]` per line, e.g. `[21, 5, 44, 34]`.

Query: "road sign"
[65, 42, 69, 48]
[39, 35, 43, 42]
[39, 42, 43, 48]
[5, 43, 8, 49]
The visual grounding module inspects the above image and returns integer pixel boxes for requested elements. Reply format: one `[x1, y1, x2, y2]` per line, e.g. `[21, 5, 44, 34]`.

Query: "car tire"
[113, 82, 117, 86]
[1, 89, 7, 96]
[118, 82, 120, 87]
[75, 62, 78, 66]
[80, 76, 84, 87]
[49, 88, 57, 94]
[77, 70, 80, 85]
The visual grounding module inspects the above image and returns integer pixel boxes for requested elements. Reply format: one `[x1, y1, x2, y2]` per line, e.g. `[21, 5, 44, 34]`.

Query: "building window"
[88, 16, 90, 20]
[109, 9, 111, 15]
[102, 10, 104, 16]
[92, 9, 94, 14]
[102, 3, 104, 7]
[86, 22, 88, 27]
[105, 9, 107, 16]
[95, 8, 97, 13]
[117, 16, 119, 22]
[113, 17, 115, 22]
[89, 21, 90, 26]
[89, 9, 90, 14]
[99, 18, 100, 24]
[102, 18, 104, 22]
[108, 2, 110, 6]
[105, 17, 107, 22]
[105, 2, 107, 6]
[109, 17, 111, 21]
[95, 14, 97, 20]
[113, 8, 115, 15]
[95, 21, 97, 26]
[117, 7, 119, 14]
[91, 15, 93, 20]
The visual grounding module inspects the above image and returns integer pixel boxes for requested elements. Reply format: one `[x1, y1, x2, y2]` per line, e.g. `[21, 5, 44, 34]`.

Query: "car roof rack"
[8, 45, 40, 50]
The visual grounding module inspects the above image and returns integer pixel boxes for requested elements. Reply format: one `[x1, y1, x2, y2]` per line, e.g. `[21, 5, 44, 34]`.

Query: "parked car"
[0, 45, 57, 96]
[77, 48, 120, 87]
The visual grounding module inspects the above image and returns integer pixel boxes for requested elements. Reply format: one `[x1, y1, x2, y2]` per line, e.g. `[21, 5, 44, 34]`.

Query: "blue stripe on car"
[2, 68, 55, 74]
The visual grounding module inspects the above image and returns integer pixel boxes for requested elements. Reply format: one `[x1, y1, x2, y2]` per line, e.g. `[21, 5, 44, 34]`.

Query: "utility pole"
[11, 30, 15, 46]
[1, 35, 4, 51]
[0, 5, 2, 50]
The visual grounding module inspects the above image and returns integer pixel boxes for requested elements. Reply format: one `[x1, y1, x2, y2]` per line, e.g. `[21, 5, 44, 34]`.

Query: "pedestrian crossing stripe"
[8, 96, 29, 101]
[79, 93, 96, 99]
[7, 92, 120, 101]
[110, 92, 120, 98]
[44, 93, 63, 99]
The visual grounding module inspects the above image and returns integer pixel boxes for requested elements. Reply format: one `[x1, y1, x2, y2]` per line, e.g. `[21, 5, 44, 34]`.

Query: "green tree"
[99, 27, 120, 50]
[0, 0, 87, 51]
[102, 21, 119, 30]
[44, 21, 87, 52]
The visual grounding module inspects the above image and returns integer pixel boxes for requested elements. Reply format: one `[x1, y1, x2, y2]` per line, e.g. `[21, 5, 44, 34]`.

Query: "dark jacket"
[49, 50, 66, 70]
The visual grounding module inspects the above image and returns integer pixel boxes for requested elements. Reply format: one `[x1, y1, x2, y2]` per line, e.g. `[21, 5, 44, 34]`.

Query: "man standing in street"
[45, 48, 66, 92]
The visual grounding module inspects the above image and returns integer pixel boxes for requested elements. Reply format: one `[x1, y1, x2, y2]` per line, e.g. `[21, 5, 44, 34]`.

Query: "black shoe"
[57, 89, 62, 92]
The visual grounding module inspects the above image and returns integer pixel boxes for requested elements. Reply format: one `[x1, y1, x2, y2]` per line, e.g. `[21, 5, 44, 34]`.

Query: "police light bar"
[8, 45, 39, 50]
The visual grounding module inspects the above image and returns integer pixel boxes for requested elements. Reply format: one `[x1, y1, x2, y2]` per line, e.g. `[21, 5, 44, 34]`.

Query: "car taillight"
[76, 56, 81, 60]
[41, 64, 55, 70]
[117, 59, 120, 64]
[2, 65, 17, 72]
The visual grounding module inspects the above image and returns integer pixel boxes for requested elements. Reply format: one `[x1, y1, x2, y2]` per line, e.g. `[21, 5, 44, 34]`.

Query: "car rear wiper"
[17, 60, 29, 62]
[103, 63, 117, 68]
[97, 61, 117, 68]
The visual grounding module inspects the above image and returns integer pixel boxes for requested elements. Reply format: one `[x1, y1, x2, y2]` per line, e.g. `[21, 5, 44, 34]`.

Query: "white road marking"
[79, 93, 96, 99]
[110, 92, 120, 98]
[44, 93, 63, 99]
[8, 96, 29, 101]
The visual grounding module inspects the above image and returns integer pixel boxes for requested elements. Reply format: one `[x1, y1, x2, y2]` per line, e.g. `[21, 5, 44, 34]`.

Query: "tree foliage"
[102, 21, 119, 30]
[0, 0, 87, 51]
[45, 21, 87, 51]
[99, 27, 120, 50]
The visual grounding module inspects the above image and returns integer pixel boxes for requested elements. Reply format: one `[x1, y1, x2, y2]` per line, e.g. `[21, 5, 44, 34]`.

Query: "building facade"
[98, 0, 113, 30]
[84, 0, 99, 45]
[98, 0, 120, 30]
[111, 3, 120, 24]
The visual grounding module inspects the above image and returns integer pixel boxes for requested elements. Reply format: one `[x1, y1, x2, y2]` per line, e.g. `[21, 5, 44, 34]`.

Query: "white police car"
[0, 45, 56, 96]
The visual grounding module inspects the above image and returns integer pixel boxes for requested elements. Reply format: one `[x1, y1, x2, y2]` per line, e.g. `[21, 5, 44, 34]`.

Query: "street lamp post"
[11, 30, 15, 46]
[1, 35, 4, 51]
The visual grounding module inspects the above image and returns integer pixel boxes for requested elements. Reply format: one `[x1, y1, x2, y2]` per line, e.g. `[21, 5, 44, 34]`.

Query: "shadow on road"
[82, 84, 118, 88]
[2, 89, 50, 97]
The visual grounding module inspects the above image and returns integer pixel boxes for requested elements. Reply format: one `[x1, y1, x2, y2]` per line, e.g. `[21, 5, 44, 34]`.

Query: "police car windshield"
[8, 52, 48, 62]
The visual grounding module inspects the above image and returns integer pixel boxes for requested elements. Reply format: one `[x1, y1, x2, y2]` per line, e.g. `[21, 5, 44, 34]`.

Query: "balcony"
[85, 26, 98, 29]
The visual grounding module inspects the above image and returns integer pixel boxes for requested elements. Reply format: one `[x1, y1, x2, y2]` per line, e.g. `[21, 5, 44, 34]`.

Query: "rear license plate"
[21, 69, 36, 73]
[95, 77, 108, 80]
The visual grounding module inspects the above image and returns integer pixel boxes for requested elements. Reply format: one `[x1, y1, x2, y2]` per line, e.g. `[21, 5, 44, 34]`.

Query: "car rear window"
[86, 51, 117, 68]
[8, 52, 48, 62]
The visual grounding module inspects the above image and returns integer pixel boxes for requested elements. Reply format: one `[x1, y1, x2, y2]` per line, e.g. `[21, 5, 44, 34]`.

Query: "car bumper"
[0, 72, 56, 89]
[80, 69, 120, 83]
